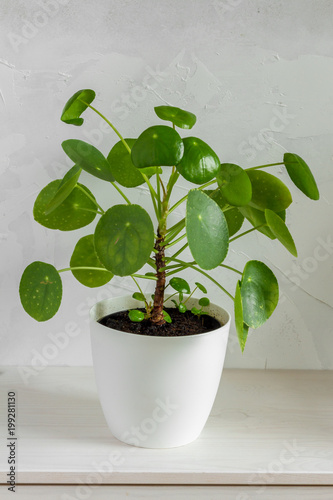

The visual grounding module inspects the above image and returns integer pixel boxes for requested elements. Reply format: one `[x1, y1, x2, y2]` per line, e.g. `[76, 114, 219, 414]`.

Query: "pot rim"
[90, 294, 231, 340]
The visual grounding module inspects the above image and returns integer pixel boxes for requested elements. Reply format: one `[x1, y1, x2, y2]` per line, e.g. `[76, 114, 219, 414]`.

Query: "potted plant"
[19, 89, 319, 448]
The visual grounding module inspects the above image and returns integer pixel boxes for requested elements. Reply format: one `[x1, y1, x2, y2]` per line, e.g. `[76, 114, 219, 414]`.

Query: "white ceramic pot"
[90, 295, 230, 448]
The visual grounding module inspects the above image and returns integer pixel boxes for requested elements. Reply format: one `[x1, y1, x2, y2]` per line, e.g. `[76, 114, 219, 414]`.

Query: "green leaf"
[235, 281, 249, 353]
[44, 165, 81, 215]
[61, 89, 95, 126]
[205, 190, 244, 237]
[70, 235, 113, 288]
[62, 139, 115, 182]
[178, 303, 187, 313]
[19, 262, 62, 321]
[186, 190, 229, 269]
[163, 310, 172, 323]
[132, 292, 146, 301]
[247, 169, 292, 212]
[283, 153, 319, 200]
[191, 307, 201, 315]
[265, 209, 297, 257]
[239, 205, 286, 240]
[177, 137, 220, 184]
[216, 163, 252, 206]
[169, 277, 191, 294]
[131, 125, 184, 168]
[94, 205, 154, 276]
[129, 310, 145, 322]
[107, 139, 160, 187]
[199, 297, 210, 307]
[34, 181, 97, 231]
[154, 105, 197, 129]
[241, 260, 279, 329]
[195, 282, 207, 294]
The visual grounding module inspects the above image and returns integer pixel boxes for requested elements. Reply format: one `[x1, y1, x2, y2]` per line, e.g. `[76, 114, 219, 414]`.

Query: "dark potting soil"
[98, 307, 222, 337]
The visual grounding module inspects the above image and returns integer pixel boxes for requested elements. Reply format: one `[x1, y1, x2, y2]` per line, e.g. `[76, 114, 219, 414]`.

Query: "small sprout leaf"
[195, 282, 207, 294]
[199, 297, 210, 307]
[132, 292, 146, 301]
[163, 310, 172, 323]
[128, 310, 145, 322]
[178, 303, 187, 313]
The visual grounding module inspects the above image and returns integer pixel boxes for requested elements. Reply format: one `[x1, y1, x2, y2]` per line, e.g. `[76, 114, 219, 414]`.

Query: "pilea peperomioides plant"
[19, 89, 320, 351]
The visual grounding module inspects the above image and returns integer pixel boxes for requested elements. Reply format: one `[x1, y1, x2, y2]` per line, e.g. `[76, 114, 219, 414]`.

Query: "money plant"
[19, 89, 319, 351]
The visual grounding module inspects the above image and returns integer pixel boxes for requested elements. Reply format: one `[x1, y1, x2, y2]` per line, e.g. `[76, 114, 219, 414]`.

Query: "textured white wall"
[1, 0, 333, 373]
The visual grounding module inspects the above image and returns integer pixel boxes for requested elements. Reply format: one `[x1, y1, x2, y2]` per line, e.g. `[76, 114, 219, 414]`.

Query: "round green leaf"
[283, 153, 319, 200]
[61, 89, 96, 126]
[70, 235, 113, 288]
[154, 105, 197, 129]
[265, 209, 297, 257]
[94, 205, 154, 276]
[129, 310, 145, 322]
[241, 260, 279, 329]
[44, 165, 81, 215]
[132, 292, 146, 301]
[195, 282, 207, 294]
[247, 169, 292, 212]
[239, 205, 286, 240]
[235, 281, 249, 353]
[199, 297, 210, 307]
[169, 277, 191, 294]
[177, 137, 220, 184]
[19, 262, 62, 321]
[178, 303, 187, 313]
[186, 189, 229, 269]
[107, 139, 159, 187]
[216, 163, 252, 206]
[131, 125, 184, 168]
[62, 139, 115, 182]
[34, 181, 97, 231]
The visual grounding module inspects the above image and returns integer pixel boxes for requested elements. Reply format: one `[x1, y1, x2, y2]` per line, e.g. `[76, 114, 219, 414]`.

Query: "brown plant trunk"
[151, 231, 166, 325]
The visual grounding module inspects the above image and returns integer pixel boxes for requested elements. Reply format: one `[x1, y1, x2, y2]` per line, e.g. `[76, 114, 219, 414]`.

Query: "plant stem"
[111, 181, 131, 205]
[171, 259, 234, 301]
[58, 266, 109, 273]
[132, 273, 157, 280]
[246, 162, 284, 170]
[164, 243, 188, 263]
[220, 264, 243, 275]
[131, 276, 148, 308]
[229, 224, 265, 243]
[76, 184, 105, 213]
[151, 230, 166, 324]
[82, 101, 131, 154]
[164, 233, 186, 249]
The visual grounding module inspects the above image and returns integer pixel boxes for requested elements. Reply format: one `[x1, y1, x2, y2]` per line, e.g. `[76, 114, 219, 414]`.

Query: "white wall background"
[1, 0, 333, 374]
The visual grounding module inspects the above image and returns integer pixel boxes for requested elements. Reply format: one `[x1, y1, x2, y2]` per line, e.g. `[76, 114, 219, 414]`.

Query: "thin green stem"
[110, 182, 131, 205]
[82, 101, 131, 154]
[132, 273, 157, 280]
[246, 162, 284, 171]
[171, 259, 234, 301]
[165, 266, 189, 278]
[77, 208, 102, 215]
[131, 276, 148, 308]
[229, 224, 265, 243]
[219, 264, 243, 275]
[164, 233, 186, 249]
[156, 171, 162, 219]
[76, 184, 105, 213]
[166, 218, 185, 235]
[58, 266, 109, 273]
[165, 243, 188, 263]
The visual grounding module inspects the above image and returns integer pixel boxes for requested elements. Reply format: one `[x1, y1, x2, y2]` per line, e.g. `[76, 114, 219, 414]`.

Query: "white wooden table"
[0, 367, 332, 499]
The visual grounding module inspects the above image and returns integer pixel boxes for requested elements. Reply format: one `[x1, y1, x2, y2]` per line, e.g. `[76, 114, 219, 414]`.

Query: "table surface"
[0, 367, 332, 486]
